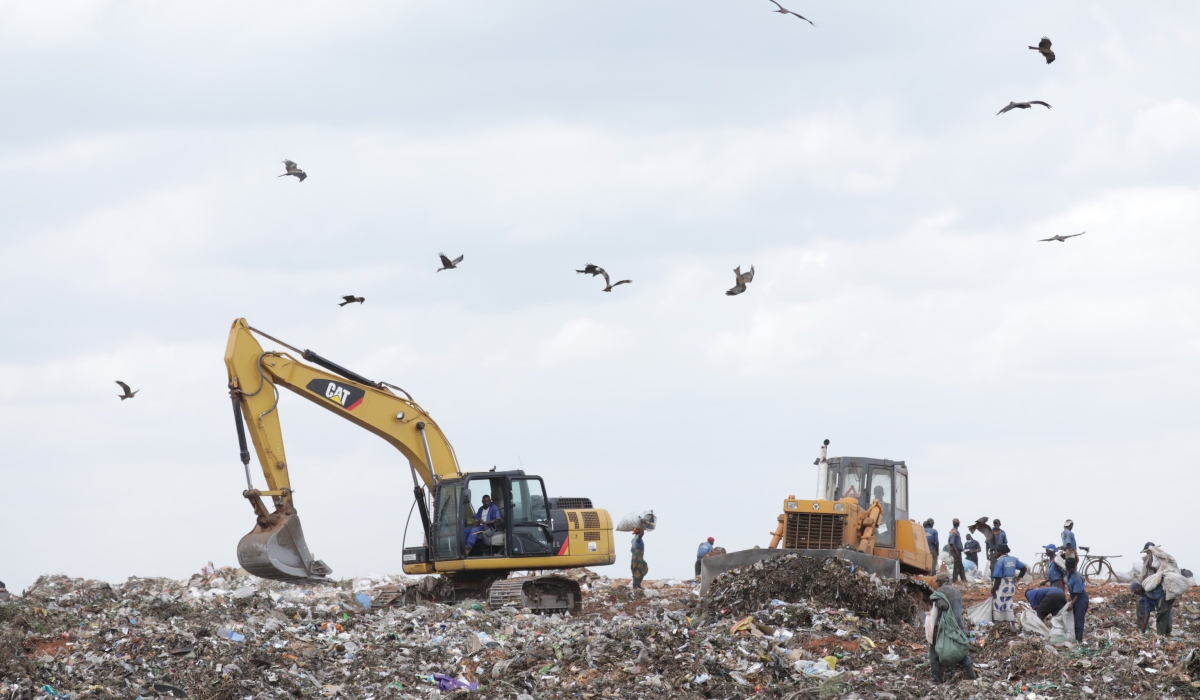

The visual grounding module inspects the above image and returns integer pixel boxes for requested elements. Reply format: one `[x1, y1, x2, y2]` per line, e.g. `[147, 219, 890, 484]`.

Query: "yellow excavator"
[700, 440, 933, 594]
[223, 318, 615, 612]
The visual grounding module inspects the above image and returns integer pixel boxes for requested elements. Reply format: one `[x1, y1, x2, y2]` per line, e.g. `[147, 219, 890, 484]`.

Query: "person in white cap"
[1060, 519, 1077, 567]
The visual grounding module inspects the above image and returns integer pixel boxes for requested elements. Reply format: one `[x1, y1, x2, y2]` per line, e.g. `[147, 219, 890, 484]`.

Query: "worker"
[0, 580, 9, 601]
[947, 519, 965, 583]
[963, 534, 981, 568]
[928, 572, 977, 684]
[990, 544, 1027, 626]
[1140, 542, 1184, 636]
[1041, 544, 1066, 591]
[695, 537, 715, 578]
[924, 519, 938, 555]
[1064, 558, 1088, 642]
[1131, 579, 1161, 634]
[990, 519, 1008, 579]
[463, 494, 502, 556]
[968, 517, 997, 579]
[1025, 586, 1067, 623]
[1060, 519, 1077, 568]
[872, 485, 893, 523]
[630, 528, 648, 589]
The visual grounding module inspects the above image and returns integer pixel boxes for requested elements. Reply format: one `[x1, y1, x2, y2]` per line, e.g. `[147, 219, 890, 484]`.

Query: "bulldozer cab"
[823, 457, 909, 548]
[429, 470, 559, 561]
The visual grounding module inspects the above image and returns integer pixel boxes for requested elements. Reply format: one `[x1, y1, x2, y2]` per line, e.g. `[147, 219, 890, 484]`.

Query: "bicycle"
[1030, 547, 1120, 583]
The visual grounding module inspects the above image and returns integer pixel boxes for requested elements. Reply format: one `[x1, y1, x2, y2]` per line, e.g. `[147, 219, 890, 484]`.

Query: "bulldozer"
[224, 319, 615, 612]
[700, 440, 933, 594]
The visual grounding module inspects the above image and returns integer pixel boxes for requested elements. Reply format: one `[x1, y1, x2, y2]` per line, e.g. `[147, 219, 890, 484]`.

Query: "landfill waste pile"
[1, 559, 1197, 700]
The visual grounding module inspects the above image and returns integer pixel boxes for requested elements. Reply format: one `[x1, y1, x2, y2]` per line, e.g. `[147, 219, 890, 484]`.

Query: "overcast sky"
[2, 2, 1198, 593]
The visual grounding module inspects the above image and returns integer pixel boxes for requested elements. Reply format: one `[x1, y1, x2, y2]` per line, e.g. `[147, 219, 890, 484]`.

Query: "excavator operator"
[465, 495, 502, 556]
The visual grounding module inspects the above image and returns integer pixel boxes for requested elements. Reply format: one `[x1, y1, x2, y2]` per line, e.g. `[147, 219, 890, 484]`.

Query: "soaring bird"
[1029, 37, 1055, 64]
[767, 0, 813, 25]
[116, 381, 139, 400]
[997, 100, 1052, 115]
[437, 253, 464, 272]
[339, 295, 365, 306]
[576, 264, 631, 292]
[278, 160, 307, 182]
[1038, 232, 1085, 243]
[726, 265, 756, 296]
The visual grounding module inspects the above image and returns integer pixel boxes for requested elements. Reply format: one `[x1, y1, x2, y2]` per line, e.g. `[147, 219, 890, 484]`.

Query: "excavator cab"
[427, 472, 562, 561]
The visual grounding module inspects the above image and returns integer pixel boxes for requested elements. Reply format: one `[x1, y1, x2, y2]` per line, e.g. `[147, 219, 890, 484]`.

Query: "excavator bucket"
[237, 512, 332, 583]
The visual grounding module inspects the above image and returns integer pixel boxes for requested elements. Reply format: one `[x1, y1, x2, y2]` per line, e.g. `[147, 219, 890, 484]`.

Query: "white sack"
[615, 510, 657, 532]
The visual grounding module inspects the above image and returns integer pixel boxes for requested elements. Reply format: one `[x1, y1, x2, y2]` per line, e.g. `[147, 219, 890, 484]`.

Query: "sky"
[1, 1, 1198, 593]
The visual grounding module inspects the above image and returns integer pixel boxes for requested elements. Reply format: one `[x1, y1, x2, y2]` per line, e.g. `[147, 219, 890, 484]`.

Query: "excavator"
[223, 318, 615, 612]
[700, 440, 933, 594]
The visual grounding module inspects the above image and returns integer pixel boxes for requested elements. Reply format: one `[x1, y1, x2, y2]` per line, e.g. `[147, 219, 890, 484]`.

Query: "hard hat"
[707, 537, 715, 543]
[1063, 519, 1073, 528]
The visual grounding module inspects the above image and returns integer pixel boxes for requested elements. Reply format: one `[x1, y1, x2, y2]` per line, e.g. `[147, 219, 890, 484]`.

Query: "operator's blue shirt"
[1067, 571, 1086, 596]
[1061, 529, 1077, 550]
[1026, 587, 1064, 607]
[696, 542, 713, 559]
[948, 528, 963, 552]
[924, 527, 939, 553]
[475, 503, 501, 525]
[992, 554, 1025, 580]
[1047, 560, 1065, 583]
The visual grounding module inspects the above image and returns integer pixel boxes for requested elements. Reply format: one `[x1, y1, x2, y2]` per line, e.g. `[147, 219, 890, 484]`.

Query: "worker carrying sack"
[929, 590, 969, 666]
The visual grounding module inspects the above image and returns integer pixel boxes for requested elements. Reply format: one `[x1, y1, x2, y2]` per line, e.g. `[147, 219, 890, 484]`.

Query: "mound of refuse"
[701, 553, 928, 624]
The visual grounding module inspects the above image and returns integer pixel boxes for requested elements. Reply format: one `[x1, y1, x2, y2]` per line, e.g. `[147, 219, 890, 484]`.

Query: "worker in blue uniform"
[463, 494, 502, 555]
[1065, 558, 1089, 642]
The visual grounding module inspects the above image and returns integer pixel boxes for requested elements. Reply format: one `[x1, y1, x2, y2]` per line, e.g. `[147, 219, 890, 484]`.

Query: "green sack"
[930, 591, 969, 666]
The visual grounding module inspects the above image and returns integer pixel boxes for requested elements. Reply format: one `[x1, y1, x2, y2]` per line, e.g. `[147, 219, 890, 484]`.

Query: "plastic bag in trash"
[615, 510, 657, 532]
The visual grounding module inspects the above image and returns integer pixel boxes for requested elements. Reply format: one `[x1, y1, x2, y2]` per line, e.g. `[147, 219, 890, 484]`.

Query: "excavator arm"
[223, 318, 459, 581]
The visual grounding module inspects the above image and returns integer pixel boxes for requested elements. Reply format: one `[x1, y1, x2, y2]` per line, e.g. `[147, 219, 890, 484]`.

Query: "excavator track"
[488, 575, 582, 615]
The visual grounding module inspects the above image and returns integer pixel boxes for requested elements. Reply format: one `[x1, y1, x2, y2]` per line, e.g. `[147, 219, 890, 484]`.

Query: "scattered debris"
[0, 558, 1195, 699]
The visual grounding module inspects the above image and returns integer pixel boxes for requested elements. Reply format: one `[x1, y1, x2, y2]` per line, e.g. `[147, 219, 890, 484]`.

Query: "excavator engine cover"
[237, 512, 332, 583]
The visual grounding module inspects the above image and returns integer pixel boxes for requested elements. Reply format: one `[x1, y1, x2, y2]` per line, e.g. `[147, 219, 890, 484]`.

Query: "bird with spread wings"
[1038, 232, 1085, 243]
[1029, 37, 1055, 64]
[997, 101, 1052, 115]
[339, 295, 365, 306]
[437, 253, 464, 272]
[116, 381, 139, 400]
[278, 160, 307, 181]
[767, 0, 813, 25]
[576, 264, 631, 293]
[726, 265, 756, 296]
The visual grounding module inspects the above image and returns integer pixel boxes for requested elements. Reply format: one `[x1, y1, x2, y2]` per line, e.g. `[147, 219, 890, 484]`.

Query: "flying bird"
[115, 381, 139, 400]
[339, 295, 365, 306]
[726, 265, 756, 296]
[437, 253, 464, 272]
[1038, 232, 1085, 243]
[1029, 37, 1055, 64]
[767, 0, 814, 25]
[278, 160, 307, 182]
[997, 100, 1052, 115]
[576, 264, 631, 292]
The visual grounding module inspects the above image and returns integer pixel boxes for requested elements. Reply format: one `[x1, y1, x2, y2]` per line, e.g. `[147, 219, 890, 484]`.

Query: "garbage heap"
[1, 558, 1197, 700]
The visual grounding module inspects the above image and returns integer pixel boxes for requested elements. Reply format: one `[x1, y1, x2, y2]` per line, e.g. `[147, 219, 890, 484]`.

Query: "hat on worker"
[707, 537, 714, 543]
[1141, 541, 1155, 552]
[1063, 519, 1073, 528]
[1044, 544, 1057, 552]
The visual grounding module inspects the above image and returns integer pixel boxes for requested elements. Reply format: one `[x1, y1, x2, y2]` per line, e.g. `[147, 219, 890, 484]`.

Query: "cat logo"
[305, 378, 366, 411]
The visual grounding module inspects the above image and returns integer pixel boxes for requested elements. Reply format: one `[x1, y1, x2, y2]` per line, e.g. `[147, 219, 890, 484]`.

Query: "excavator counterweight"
[223, 319, 615, 609]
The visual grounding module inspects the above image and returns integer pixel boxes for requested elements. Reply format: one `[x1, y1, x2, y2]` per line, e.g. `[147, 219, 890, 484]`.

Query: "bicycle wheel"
[1083, 558, 1113, 583]
[1031, 561, 1047, 578]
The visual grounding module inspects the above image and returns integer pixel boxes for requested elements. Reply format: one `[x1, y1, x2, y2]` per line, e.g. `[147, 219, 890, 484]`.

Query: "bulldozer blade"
[237, 512, 332, 583]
